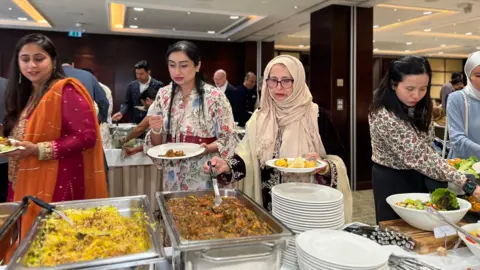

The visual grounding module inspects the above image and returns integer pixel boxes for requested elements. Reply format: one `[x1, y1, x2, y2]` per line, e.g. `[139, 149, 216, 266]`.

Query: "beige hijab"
[256, 55, 326, 164]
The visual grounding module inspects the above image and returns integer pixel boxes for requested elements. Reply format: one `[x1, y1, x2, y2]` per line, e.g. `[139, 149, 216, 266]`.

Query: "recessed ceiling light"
[187, 12, 191, 15]
[230, 15, 239, 19]
[373, 40, 375, 43]
[394, 8, 397, 11]
[129, 25, 138, 29]
[17, 17, 27, 21]
[133, 7, 144, 11]
[423, 11, 432, 15]
[228, 38, 231, 41]
[373, 25, 379, 29]
[406, 42, 412, 45]
[299, 44, 305, 48]
[405, 50, 410, 52]
[438, 52, 444, 54]
[477, 47, 480, 50]
[441, 44, 446, 47]
[8, 8, 12, 11]
[424, 28, 431, 32]
[134, 17, 138, 20]
[294, 5, 299, 9]
[207, 30, 215, 34]
[172, 28, 176, 31]
[397, 19, 401, 22]
[466, 32, 473, 35]
[454, 31, 457, 34]
[373, 48, 379, 51]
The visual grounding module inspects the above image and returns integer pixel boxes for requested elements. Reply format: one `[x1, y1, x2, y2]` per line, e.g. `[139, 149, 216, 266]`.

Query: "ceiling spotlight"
[207, 30, 215, 34]
[133, 7, 144, 11]
[8, 7, 12, 11]
[406, 42, 412, 45]
[441, 44, 446, 47]
[466, 32, 473, 35]
[397, 19, 401, 22]
[405, 50, 410, 52]
[394, 9, 397, 11]
[230, 15, 239, 19]
[299, 44, 305, 48]
[373, 25, 379, 29]
[423, 11, 433, 15]
[438, 52, 444, 54]
[228, 38, 231, 41]
[134, 17, 138, 20]
[424, 28, 431, 32]
[17, 17, 28, 21]
[187, 12, 191, 15]
[373, 40, 375, 43]
[294, 6, 299, 9]
[477, 47, 480, 50]
[129, 25, 138, 29]
[373, 48, 379, 51]
[172, 28, 176, 31]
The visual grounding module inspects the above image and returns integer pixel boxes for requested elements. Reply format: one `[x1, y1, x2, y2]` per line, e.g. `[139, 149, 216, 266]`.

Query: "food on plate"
[0, 137, 14, 153]
[448, 156, 479, 179]
[160, 149, 185, 157]
[467, 196, 480, 212]
[24, 206, 151, 267]
[0, 215, 7, 227]
[395, 188, 459, 211]
[436, 247, 447, 256]
[274, 157, 318, 168]
[167, 194, 272, 240]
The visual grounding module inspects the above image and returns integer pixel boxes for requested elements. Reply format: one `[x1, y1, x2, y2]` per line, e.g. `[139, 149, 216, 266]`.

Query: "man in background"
[59, 55, 109, 123]
[112, 60, 163, 124]
[236, 72, 257, 123]
[82, 68, 113, 124]
[440, 72, 464, 111]
[0, 77, 7, 202]
[213, 69, 246, 126]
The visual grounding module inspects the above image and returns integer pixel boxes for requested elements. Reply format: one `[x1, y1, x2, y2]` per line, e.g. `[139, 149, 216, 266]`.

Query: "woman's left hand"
[305, 152, 328, 175]
[0, 141, 38, 160]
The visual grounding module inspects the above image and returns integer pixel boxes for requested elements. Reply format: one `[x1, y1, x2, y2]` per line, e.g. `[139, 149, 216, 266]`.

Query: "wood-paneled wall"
[0, 29, 273, 115]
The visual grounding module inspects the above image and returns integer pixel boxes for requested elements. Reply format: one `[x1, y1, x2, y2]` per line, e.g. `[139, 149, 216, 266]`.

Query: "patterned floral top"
[144, 83, 237, 191]
[369, 107, 466, 187]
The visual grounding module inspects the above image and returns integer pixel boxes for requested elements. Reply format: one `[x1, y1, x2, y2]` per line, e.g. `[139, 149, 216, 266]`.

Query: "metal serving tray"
[156, 189, 293, 251]
[7, 195, 166, 270]
[0, 202, 26, 264]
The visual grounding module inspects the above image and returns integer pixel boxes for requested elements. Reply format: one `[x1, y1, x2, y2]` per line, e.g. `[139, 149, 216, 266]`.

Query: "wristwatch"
[462, 179, 477, 196]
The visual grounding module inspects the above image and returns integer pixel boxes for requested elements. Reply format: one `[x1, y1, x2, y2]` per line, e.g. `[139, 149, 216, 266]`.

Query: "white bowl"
[458, 223, 480, 259]
[386, 193, 471, 231]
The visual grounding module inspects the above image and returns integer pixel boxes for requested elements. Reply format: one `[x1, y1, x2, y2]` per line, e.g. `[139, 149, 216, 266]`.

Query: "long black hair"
[369, 56, 432, 133]
[3, 33, 65, 137]
[165, 40, 205, 135]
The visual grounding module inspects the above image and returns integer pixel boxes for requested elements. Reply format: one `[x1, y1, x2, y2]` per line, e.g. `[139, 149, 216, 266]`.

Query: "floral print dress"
[144, 83, 237, 191]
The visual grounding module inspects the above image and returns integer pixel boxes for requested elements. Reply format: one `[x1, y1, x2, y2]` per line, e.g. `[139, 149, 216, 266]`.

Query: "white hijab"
[464, 51, 480, 100]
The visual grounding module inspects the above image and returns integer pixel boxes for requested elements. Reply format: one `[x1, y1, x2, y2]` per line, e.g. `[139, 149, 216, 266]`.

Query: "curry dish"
[160, 149, 185, 157]
[24, 206, 151, 267]
[167, 195, 272, 240]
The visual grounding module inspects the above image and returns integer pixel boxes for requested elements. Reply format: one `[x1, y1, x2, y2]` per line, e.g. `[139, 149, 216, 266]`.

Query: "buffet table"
[105, 149, 162, 208]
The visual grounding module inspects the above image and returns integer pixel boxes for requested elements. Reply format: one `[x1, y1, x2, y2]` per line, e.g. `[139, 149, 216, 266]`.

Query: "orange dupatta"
[13, 78, 108, 239]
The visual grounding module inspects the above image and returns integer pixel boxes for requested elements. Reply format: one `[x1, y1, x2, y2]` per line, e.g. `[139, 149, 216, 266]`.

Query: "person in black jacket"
[214, 69, 247, 126]
[112, 60, 163, 123]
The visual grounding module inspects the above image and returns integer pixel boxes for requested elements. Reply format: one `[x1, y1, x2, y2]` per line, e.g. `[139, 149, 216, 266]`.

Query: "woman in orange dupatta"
[1, 34, 108, 240]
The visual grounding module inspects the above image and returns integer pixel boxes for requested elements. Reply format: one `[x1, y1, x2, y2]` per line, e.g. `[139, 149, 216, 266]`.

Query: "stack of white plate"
[271, 183, 345, 268]
[296, 229, 390, 270]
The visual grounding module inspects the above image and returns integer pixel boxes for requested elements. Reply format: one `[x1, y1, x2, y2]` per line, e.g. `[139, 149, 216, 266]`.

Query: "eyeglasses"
[266, 78, 294, 88]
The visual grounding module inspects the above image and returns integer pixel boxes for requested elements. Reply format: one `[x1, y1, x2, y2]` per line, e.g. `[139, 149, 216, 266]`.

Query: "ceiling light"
[373, 40, 375, 43]
[405, 50, 410, 52]
[394, 8, 397, 11]
[17, 17, 28, 21]
[373, 25, 379, 29]
[187, 12, 191, 15]
[466, 32, 473, 35]
[423, 11, 432, 15]
[441, 44, 446, 47]
[230, 15, 239, 19]
[397, 19, 401, 22]
[129, 25, 138, 29]
[134, 17, 138, 20]
[477, 47, 480, 50]
[438, 52, 444, 54]
[424, 28, 431, 32]
[228, 38, 231, 41]
[299, 44, 305, 48]
[373, 48, 379, 51]
[8, 8, 12, 11]
[39, 19, 47, 23]
[406, 42, 412, 45]
[294, 6, 299, 9]
[133, 7, 144, 11]
[207, 30, 215, 34]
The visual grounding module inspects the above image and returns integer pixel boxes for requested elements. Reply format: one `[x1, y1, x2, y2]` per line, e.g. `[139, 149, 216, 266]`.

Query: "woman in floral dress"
[145, 41, 237, 191]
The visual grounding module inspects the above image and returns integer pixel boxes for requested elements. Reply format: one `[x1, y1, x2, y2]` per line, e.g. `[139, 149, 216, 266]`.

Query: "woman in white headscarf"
[447, 51, 480, 159]
[204, 55, 353, 222]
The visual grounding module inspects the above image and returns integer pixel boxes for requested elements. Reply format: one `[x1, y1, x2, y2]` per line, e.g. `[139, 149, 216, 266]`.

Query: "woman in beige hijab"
[204, 55, 352, 222]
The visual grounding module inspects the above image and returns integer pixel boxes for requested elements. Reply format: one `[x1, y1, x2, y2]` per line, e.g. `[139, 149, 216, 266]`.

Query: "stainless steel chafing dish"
[0, 202, 27, 264]
[7, 195, 168, 270]
[156, 189, 294, 270]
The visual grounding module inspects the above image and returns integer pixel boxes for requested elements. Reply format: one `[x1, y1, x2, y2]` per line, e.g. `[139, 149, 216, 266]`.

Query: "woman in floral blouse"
[203, 55, 353, 222]
[145, 40, 236, 191]
[369, 56, 480, 223]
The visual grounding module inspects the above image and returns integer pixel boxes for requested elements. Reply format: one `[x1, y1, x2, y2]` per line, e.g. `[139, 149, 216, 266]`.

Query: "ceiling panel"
[0, 0, 32, 21]
[374, 6, 435, 27]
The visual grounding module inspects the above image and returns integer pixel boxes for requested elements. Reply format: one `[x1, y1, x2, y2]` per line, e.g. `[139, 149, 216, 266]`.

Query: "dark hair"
[369, 56, 432, 133]
[433, 98, 441, 104]
[82, 68, 94, 75]
[451, 72, 463, 81]
[451, 77, 463, 85]
[140, 86, 158, 101]
[135, 60, 150, 72]
[4, 33, 65, 137]
[57, 54, 74, 65]
[165, 40, 204, 135]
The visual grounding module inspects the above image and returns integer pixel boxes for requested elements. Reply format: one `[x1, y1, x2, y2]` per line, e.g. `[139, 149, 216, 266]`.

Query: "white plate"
[296, 230, 390, 269]
[0, 139, 21, 154]
[272, 194, 343, 207]
[272, 183, 343, 204]
[147, 143, 205, 160]
[473, 162, 480, 174]
[266, 158, 327, 173]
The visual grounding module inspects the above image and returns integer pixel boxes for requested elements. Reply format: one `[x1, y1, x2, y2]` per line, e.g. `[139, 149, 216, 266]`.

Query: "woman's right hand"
[203, 156, 231, 175]
[149, 115, 164, 133]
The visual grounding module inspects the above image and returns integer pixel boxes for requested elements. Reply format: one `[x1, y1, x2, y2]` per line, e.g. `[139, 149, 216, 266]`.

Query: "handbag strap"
[460, 91, 469, 136]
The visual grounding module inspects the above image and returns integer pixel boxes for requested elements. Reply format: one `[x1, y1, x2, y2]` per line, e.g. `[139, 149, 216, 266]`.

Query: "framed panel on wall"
[427, 58, 445, 72]
[431, 72, 445, 85]
[431, 85, 442, 99]
[446, 59, 463, 72]
[280, 51, 301, 59]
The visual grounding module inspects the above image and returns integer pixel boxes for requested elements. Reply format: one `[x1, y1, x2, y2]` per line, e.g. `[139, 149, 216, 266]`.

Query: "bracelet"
[151, 128, 162, 135]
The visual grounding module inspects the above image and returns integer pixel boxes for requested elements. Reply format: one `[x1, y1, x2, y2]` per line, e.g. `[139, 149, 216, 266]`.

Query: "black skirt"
[371, 163, 447, 224]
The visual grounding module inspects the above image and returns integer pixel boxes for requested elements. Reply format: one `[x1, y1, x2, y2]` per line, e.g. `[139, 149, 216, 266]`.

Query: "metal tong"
[427, 206, 480, 245]
[207, 160, 222, 207]
[22, 196, 73, 225]
[389, 254, 440, 270]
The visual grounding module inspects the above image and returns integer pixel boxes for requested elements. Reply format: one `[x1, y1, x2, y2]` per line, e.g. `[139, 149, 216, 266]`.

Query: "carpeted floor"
[352, 189, 376, 225]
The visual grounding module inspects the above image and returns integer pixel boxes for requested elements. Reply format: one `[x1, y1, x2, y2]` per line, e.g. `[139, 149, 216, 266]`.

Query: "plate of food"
[146, 142, 205, 160]
[265, 157, 327, 173]
[448, 156, 479, 178]
[0, 137, 19, 154]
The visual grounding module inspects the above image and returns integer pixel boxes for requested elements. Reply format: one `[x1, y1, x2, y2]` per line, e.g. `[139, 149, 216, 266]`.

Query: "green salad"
[395, 188, 460, 211]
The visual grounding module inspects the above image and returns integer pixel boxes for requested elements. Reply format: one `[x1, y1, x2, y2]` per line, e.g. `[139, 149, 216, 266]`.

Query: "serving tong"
[207, 161, 222, 207]
[22, 196, 109, 237]
[388, 254, 440, 270]
[427, 206, 480, 244]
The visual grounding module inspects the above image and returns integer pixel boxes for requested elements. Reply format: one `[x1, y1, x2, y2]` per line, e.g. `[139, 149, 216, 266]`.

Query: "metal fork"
[207, 161, 222, 207]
